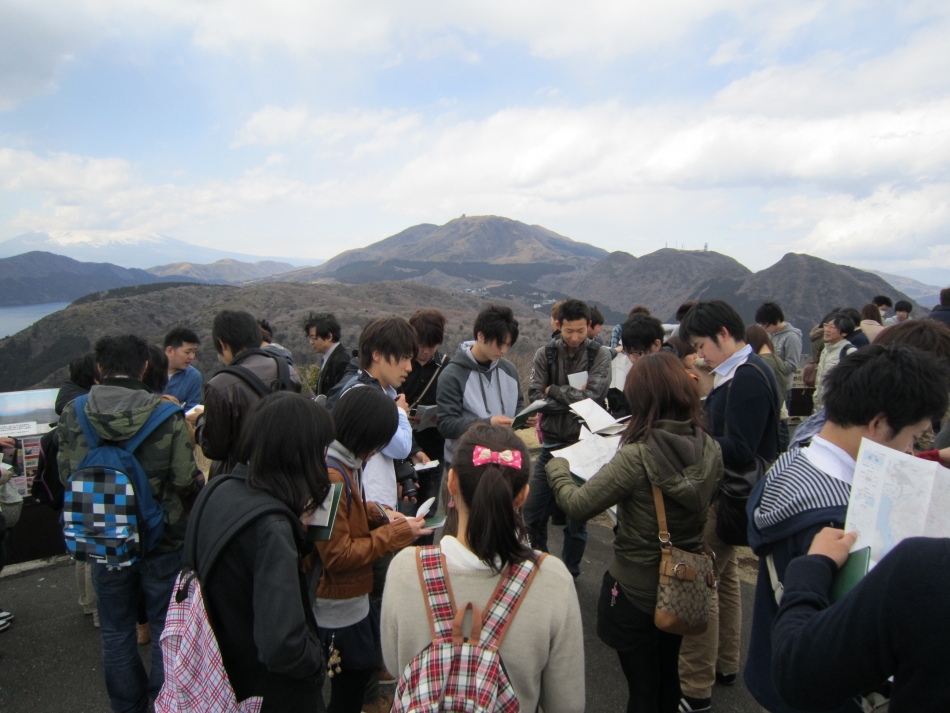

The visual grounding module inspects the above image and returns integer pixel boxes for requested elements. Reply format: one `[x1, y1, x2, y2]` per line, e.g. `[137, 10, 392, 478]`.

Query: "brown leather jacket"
[315, 460, 414, 600]
[199, 349, 302, 478]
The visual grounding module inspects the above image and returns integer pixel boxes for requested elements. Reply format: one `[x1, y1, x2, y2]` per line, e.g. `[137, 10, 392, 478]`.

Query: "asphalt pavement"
[0, 520, 762, 713]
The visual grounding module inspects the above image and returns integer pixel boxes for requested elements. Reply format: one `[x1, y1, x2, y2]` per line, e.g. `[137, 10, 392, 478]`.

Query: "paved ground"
[0, 520, 762, 713]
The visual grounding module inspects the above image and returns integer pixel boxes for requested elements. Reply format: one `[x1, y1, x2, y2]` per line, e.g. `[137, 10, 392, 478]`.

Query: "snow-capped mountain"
[0, 231, 315, 269]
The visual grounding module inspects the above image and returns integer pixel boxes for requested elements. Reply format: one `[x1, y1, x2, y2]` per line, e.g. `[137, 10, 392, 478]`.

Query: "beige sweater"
[381, 546, 585, 713]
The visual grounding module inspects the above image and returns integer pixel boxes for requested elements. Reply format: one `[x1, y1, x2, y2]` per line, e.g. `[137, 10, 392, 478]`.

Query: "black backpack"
[219, 349, 295, 398]
[32, 428, 64, 510]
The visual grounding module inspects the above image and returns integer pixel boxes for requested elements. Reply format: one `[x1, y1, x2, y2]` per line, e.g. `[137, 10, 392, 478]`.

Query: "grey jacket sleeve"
[252, 517, 323, 679]
[437, 365, 486, 439]
[781, 333, 802, 378]
[547, 345, 612, 405]
[528, 346, 552, 405]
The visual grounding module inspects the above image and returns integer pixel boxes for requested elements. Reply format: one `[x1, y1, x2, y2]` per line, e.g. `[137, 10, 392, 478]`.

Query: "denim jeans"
[91, 548, 183, 713]
[522, 445, 588, 577]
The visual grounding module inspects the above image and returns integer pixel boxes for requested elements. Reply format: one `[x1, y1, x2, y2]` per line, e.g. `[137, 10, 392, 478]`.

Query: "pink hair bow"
[472, 445, 522, 469]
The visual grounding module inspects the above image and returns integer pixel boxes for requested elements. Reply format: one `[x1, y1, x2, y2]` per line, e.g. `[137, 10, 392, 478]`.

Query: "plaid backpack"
[392, 546, 544, 713]
[62, 395, 181, 567]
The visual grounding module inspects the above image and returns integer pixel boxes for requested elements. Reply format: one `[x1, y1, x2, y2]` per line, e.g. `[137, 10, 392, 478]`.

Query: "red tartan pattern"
[392, 546, 539, 713]
[155, 571, 262, 713]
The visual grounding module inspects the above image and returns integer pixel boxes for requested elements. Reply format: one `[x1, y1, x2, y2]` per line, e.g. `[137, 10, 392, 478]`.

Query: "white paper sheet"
[568, 371, 589, 390]
[412, 405, 438, 431]
[569, 398, 619, 434]
[552, 434, 621, 481]
[610, 354, 632, 390]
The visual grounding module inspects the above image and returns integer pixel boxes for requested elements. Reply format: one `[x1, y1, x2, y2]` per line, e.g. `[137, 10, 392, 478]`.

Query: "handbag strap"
[409, 353, 446, 409]
[651, 484, 672, 547]
[722, 361, 780, 441]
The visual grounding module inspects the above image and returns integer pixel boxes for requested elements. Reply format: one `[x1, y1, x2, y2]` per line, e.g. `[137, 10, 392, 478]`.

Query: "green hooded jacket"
[546, 420, 723, 614]
[58, 378, 200, 553]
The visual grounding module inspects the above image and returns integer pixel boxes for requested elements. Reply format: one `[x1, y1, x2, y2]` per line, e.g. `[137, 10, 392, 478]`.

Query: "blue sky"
[1, 1, 949, 276]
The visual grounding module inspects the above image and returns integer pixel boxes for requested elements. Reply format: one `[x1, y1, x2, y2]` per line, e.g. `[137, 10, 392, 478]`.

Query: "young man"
[304, 312, 350, 397]
[58, 334, 200, 713]
[437, 304, 529, 464]
[196, 310, 301, 477]
[523, 298, 612, 578]
[872, 294, 893, 320]
[677, 300, 781, 713]
[928, 287, 950, 328]
[884, 299, 913, 326]
[163, 327, 202, 411]
[620, 313, 666, 361]
[745, 344, 949, 713]
[587, 305, 605, 343]
[755, 302, 803, 377]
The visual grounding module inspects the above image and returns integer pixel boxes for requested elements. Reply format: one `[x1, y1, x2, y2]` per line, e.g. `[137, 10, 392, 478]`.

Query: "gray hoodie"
[436, 341, 525, 464]
[769, 323, 803, 381]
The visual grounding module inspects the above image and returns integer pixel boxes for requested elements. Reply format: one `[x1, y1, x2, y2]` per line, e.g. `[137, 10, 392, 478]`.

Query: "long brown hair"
[620, 351, 704, 445]
[745, 325, 775, 355]
[861, 303, 883, 325]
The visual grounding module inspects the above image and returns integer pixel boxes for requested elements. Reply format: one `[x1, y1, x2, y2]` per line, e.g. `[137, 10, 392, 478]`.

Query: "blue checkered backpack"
[62, 395, 181, 567]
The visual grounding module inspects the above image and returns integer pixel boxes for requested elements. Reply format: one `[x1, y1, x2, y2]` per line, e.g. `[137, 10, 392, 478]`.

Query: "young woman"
[860, 303, 885, 342]
[315, 386, 430, 713]
[745, 325, 789, 396]
[381, 425, 585, 713]
[191, 391, 331, 712]
[546, 352, 723, 713]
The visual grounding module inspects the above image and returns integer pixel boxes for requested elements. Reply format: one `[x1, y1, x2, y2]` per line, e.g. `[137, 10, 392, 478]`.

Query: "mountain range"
[146, 259, 299, 284]
[869, 270, 942, 310]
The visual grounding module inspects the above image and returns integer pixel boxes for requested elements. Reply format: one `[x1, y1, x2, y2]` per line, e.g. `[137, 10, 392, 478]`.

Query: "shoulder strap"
[416, 546, 457, 645]
[766, 553, 785, 605]
[723, 361, 780, 439]
[124, 401, 182, 453]
[480, 554, 546, 650]
[220, 365, 270, 397]
[409, 357, 445, 409]
[586, 341, 600, 371]
[72, 395, 99, 449]
[326, 456, 354, 509]
[651, 484, 671, 545]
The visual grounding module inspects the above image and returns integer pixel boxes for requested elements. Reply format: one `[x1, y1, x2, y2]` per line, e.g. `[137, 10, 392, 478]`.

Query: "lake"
[0, 303, 71, 338]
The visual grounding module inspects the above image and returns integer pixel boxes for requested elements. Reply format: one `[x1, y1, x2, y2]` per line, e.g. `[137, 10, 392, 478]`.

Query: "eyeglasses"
[624, 349, 646, 359]
[307, 335, 319, 342]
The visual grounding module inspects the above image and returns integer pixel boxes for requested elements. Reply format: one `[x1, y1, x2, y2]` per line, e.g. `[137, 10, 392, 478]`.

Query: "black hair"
[257, 318, 274, 343]
[358, 317, 418, 371]
[332, 387, 399, 460]
[211, 310, 262, 355]
[873, 319, 950, 369]
[68, 353, 100, 390]
[303, 312, 341, 342]
[941, 288, 950, 308]
[829, 312, 856, 337]
[142, 344, 169, 393]
[94, 334, 149, 379]
[556, 299, 591, 324]
[754, 301, 785, 326]
[164, 327, 200, 350]
[588, 305, 605, 328]
[675, 301, 698, 322]
[473, 304, 520, 347]
[621, 314, 665, 353]
[824, 345, 949, 433]
[409, 309, 448, 348]
[872, 295, 893, 309]
[894, 300, 913, 313]
[450, 424, 534, 574]
[236, 392, 333, 517]
[677, 300, 746, 345]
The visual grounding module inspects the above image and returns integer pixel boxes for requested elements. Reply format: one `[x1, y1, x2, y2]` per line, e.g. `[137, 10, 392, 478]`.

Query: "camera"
[394, 459, 418, 501]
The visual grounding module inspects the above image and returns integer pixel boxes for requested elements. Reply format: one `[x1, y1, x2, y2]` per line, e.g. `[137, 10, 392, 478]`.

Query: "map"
[846, 439, 950, 567]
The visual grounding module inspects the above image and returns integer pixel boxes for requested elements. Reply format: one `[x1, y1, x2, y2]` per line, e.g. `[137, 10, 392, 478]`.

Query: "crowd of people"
[1, 287, 950, 713]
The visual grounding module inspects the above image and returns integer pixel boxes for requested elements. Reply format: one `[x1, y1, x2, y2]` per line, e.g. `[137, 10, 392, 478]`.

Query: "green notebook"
[305, 482, 344, 542]
[831, 547, 871, 602]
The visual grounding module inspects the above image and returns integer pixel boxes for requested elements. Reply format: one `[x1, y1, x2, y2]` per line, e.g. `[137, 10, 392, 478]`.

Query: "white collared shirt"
[803, 435, 857, 485]
[711, 343, 753, 388]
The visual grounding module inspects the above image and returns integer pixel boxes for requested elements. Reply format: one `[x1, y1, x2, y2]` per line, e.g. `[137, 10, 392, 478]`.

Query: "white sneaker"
[0, 610, 13, 621]
[0, 619, 10, 633]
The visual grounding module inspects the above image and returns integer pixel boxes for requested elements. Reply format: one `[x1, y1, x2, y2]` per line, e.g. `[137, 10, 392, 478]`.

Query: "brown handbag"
[652, 484, 717, 636]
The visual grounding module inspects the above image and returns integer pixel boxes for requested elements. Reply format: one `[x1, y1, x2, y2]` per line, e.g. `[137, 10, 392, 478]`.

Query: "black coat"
[316, 343, 351, 397]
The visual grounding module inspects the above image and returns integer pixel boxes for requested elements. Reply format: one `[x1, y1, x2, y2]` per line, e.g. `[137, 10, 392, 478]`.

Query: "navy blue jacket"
[927, 305, 950, 329]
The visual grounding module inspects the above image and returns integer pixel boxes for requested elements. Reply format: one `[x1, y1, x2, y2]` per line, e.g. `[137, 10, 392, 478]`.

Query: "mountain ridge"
[146, 258, 301, 284]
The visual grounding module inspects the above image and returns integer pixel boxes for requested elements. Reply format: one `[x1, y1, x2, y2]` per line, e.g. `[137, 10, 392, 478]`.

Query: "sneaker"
[716, 671, 737, 686]
[0, 610, 13, 621]
[137, 622, 151, 645]
[0, 619, 10, 633]
[679, 696, 711, 712]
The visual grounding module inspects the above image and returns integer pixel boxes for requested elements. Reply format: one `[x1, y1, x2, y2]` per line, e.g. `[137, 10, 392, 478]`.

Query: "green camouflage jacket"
[58, 378, 200, 553]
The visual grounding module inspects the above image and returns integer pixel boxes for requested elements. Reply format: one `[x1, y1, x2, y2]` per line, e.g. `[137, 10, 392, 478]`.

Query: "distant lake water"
[0, 302, 70, 338]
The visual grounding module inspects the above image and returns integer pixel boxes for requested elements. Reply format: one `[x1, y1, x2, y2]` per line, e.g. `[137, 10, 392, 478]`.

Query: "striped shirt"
[753, 447, 852, 530]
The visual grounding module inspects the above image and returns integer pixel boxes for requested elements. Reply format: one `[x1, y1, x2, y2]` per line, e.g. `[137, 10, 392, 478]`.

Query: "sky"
[1, 1, 949, 277]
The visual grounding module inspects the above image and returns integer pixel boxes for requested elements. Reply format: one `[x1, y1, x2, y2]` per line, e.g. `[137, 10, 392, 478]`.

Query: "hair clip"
[472, 445, 522, 469]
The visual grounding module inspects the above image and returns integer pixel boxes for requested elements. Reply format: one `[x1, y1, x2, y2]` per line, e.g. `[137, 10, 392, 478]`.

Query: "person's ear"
[165, 346, 174, 358]
[867, 413, 892, 441]
[447, 468, 459, 497]
[653, 339, 662, 353]
[513, 482, 530, 509]
[140, 361, 149, 380]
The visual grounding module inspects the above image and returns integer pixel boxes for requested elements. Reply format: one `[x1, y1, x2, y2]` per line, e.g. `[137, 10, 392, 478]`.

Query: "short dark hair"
[95, 334, 149, 379]
[473, 304, 519, 347]
[588, 305, 605, 328]
[359, 317, 418, 371]
[142, 344, 169, 393]
[332, 387, 399, 460]
[824, 345, 949, 433]
[628, 305, 651, 318]
[895, 300, 913, 313]
[556, 299, 591, 324]
[829, 312, 856, 337]
[621, 314, 665, 353]
[409, 309, 447, 348]
[754, 301, 785, 326]
[68, 353, 100, 390]
[450, 424, 534, 574]
[211, 310, 262, 355]
[675, 301, 698, 322]
[164, 327, 200, 350]
[861, 303, 883, 325]
[257, 318, 274, 344]
[678, 300, 746, 345]
[874, 318, 950, 369]
[303, 312, 341, 342]
[941, 288, 950, 307]
[872, 295, 893, 309]
[236, 392, 333, 517]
